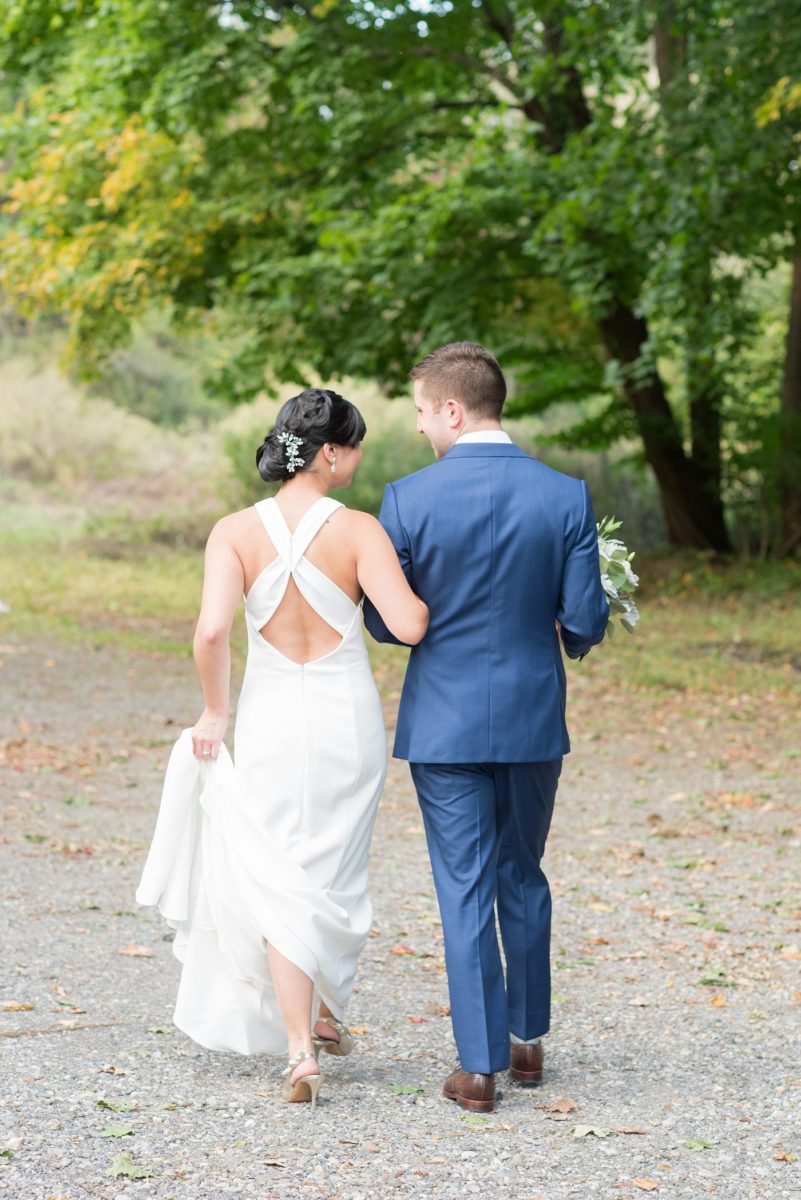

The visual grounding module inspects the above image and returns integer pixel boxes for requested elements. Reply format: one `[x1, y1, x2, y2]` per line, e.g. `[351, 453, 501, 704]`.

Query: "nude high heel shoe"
[281, 1050, 322, 1108]
[312, 1015, 354, 1058]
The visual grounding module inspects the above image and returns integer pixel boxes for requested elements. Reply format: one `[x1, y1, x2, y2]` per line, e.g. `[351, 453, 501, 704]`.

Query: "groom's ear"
[445, 399, 463, 427]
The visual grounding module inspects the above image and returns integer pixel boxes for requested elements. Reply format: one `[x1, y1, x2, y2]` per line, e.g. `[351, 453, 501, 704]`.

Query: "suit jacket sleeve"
[557, 481, 610, 660]
[363, 483, 414, 646]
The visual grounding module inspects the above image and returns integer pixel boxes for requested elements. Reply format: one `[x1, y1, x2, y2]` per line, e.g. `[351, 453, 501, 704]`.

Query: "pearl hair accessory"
[276, 431, 305, 474]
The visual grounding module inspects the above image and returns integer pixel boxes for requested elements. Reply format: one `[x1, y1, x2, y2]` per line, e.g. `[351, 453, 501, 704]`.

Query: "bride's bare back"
[241, 502, 358, 664]
[199, 496, 427, 668]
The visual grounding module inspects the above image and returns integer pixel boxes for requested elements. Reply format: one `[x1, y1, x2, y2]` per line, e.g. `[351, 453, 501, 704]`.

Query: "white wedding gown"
[137, 497, 387, 1054]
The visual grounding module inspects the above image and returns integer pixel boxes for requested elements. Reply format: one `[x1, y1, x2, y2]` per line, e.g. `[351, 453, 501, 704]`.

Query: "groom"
[363, 342, 609, 1112]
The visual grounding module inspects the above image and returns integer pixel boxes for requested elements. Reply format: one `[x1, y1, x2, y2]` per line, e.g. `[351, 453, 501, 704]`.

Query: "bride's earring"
[330, 455, 337, 474]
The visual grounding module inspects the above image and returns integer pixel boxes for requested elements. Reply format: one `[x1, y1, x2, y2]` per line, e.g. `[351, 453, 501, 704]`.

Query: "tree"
[2, 1, 800, 550]
[757, 77, 801, 555]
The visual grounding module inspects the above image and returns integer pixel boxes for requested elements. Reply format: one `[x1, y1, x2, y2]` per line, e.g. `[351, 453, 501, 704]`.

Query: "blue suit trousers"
[410, 760, 561, 1075]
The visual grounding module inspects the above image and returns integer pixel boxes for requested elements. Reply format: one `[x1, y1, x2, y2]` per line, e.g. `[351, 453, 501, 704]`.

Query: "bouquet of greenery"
[597, 517, 640, 634]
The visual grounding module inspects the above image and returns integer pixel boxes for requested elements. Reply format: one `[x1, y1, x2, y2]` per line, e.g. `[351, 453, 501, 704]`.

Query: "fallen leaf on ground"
[697, 968, 732, 986]
[118, 944, 153, 958]
[779, 945, 801, 960]
[629, 997, 650, 1007]
[633, 1180, 659, 1191]
[574, 1125, 613, 1138]
[100, 1124, 134, 1138]
[390, 1084, 422, 1095]
[96, 1100, 133, 1112]
[539, 1099, 579, 1114]
[684, 1138, 712, 1151]
[406, 1015, 427, 1023]
[709, 994, 728, 1007]
[460, 1114, 490, 1128]
[774, 1149, 796, 1163]
[55, 998, 85, 1012]
[2, 1002, 34, 1012]
[147, 1026, 172, 1034]
[617, 1127, 648, 1135]
[262, 1158, 285, 1168]
[348, 1025, 368, 1034]
[99, 1064, 125, 1075]
[106, 1152, 156, 1179]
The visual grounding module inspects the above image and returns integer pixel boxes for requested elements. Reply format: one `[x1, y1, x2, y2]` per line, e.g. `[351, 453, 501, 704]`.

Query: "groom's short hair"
[409, 342, 506, 419]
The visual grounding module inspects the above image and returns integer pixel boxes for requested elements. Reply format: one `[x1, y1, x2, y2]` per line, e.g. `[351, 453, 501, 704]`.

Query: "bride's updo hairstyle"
[256, 388, 366, 483]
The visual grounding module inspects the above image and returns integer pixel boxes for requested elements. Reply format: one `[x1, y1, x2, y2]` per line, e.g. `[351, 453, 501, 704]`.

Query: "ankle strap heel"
[312, 1015, 354, 1058]
[281, 1050, 322, 1107]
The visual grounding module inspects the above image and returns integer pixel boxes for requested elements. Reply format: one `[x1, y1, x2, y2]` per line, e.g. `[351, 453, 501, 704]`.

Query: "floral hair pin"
[276, 431, 305, 474]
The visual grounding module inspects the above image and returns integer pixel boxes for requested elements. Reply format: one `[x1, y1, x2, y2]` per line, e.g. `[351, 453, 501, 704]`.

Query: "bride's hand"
[191, 708, 228, 762]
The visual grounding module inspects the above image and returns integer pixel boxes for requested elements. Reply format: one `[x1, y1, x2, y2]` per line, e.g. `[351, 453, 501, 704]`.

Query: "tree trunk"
[778, 256, 801, 555]
[511, 18, 732, 550]
[686, 280, 729, 551]
[599, 304, 732, 550]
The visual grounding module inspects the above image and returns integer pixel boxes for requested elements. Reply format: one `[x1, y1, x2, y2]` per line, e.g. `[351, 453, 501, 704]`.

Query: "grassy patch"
[2, 541, 203, 655]
[578, 551, 801, 702]
[2, 543, 798, 704]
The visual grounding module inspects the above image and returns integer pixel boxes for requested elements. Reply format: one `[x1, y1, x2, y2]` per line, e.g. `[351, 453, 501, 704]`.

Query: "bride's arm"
[353, 513, 429, 646]
[191, 518, 245, 760]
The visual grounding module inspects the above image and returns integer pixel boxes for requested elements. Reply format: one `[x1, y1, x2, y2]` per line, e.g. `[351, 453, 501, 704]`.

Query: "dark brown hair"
[256, 388, 366, 482]
[409, 342, 506, 419]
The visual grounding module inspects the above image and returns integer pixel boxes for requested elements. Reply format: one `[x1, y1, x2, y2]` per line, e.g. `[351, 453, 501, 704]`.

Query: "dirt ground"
[1, 624, 800, 1200]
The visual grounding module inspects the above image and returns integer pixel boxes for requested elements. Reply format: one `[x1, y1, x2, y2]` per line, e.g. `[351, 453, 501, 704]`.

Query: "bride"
[137, 388, 428, 1108]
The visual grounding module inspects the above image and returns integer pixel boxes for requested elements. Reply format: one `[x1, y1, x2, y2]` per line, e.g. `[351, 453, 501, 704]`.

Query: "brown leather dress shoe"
[442, 1068, 496, 1113]
[509, 1040, 544, 1085]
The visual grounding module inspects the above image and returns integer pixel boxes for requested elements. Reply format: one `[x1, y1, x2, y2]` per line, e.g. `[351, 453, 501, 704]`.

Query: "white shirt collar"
[456, 430, 513, 444]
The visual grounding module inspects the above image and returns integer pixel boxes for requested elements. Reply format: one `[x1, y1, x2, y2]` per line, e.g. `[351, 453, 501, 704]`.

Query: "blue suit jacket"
[363, 442, 609, 763]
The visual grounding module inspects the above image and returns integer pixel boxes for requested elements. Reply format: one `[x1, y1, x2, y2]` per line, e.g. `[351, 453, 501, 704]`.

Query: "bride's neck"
[278, 474, 332, 502]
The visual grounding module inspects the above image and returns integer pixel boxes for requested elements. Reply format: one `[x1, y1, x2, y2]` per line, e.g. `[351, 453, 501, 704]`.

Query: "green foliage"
[88, 312, 226, 427]
[2, 1, 801, 548]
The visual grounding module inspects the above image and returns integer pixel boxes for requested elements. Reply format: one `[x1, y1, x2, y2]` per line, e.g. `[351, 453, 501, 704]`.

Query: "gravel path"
[1, 633, 800, 1199]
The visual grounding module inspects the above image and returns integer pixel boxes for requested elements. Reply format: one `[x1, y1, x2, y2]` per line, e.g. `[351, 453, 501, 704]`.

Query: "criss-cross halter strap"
[256, 496, 342, 570]
[246, 496, 356, 635]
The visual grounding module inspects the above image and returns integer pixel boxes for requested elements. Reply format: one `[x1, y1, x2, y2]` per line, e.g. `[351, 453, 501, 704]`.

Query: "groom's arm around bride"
[363, 341, 608, 1113]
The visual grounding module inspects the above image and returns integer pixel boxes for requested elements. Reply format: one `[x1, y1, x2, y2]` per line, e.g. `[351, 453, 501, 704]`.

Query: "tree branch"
[480, 0, 515, 47]
[368, 45, 525, 104]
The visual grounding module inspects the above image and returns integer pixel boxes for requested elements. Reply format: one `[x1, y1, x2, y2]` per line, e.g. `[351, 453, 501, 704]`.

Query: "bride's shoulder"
[205, 506, 262, 545]
[335, 507, 381, 533]
[334, 507, 389, 551]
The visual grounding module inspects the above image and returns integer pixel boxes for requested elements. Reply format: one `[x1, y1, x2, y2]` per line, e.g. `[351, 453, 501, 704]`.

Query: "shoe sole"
[313, 1037, 352, 1058]
[443, 1088, 495, 1113]
[509, 1068, 542, 1086]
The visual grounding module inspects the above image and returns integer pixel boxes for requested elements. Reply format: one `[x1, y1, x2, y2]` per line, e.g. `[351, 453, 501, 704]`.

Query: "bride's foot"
[282, 1050, 322, 1107]
[312, 1015, 354, 1057]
